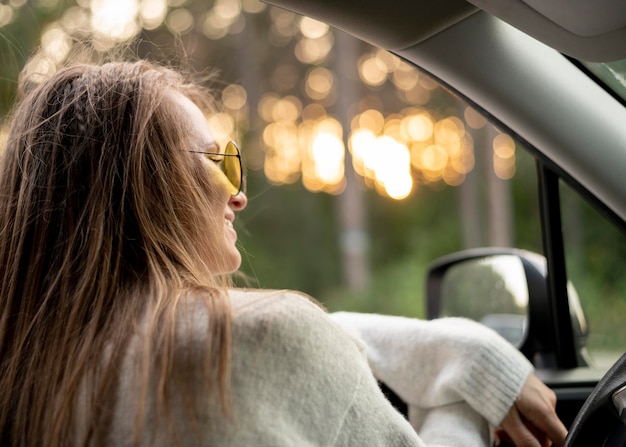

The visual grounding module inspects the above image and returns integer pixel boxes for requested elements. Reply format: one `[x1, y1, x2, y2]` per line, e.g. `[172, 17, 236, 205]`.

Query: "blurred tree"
[0, 0, 528, 315]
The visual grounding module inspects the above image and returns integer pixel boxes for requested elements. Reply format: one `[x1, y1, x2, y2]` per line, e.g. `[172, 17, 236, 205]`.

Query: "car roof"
[264, 0, 626, 227]
[265, 0, 626, 62]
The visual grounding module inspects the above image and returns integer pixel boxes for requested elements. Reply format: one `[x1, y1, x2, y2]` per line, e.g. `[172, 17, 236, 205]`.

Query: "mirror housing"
[426, 248, 589, 367]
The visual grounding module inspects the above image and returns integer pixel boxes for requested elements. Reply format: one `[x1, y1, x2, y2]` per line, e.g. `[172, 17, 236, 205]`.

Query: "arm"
[329, 312, 531, 427]
[330, 312, 567, 446]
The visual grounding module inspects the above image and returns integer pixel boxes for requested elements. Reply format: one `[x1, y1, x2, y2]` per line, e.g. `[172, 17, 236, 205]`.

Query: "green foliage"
[235, 171, 341, 296]
[2, 0, 625, 360]
[321, 251, 428, 318]
[236, 174, 465, 317]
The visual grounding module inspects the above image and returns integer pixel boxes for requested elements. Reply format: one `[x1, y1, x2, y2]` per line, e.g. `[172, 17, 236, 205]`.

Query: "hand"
[495, 374, 568, 446]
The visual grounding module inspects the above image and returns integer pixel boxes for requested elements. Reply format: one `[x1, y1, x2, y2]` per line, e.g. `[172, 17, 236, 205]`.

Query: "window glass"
[561, 182, 626, 368]
[581, 60, 626, 102]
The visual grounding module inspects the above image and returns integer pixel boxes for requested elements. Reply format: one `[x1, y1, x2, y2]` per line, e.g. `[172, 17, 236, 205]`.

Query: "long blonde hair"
[0, 61, 232, 445]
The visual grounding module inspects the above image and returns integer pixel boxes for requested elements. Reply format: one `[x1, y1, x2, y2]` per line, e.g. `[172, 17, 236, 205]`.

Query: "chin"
[218, 251, 242, 275]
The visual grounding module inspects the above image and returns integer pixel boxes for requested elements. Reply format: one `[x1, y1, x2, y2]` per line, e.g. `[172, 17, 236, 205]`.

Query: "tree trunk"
[334, 31, 370, 290]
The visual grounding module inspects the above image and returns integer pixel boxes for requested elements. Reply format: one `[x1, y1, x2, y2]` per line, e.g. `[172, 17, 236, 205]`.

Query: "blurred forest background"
[0, 0, 624, 358]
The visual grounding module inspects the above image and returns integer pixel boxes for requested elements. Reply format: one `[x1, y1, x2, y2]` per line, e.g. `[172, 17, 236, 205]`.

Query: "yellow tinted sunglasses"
[189, 141, 244, 196]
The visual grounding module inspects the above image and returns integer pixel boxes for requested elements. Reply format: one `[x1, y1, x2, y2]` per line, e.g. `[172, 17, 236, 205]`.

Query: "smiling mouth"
[225, 219, 233, 228]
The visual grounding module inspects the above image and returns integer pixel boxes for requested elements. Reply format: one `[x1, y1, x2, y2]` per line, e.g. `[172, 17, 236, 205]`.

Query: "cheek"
[205, 161, 235, 196]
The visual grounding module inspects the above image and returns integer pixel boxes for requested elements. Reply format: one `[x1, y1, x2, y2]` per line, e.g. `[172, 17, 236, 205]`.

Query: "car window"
[560, 180, 626, 368]
[581, 60, 626, 102]
[3, 1, 622, 366]
[238, 45, 548, 320]
[256, 44, 626, 372]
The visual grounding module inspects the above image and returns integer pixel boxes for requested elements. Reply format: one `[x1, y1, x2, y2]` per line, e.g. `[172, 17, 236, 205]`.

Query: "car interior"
[263, 1, 626, 445]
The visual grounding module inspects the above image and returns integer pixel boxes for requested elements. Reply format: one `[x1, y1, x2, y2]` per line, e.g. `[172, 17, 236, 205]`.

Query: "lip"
[224, 214, 237, 239]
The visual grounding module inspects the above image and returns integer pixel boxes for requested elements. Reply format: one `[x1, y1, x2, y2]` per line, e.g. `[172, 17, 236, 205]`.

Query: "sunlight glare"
[264, 148, 301, 184]
[140, 0, 167, 30]
[295, 34, 333, 65]
[450, 137, 475, 174]
[493, 133, 516, 179]
[494, 152, 516, 180]
[493, 133, 515, 158]
[21, 55, 57, 86]
[301, 103, 327, 121]
[41, 26, 71, 63]
[464, 106, 488, 129]
[311, 132, 345, 185]
[354, 109, 384, 133]
[61, 7, 90, 34]
[242, 0, 266, 13]
[359, 55, 387, 86]
[206, 113, 235, 143]
[375, 49, 400, 72]
[421, 144, 448, 172]
[90, 0, 140, 41]
[375, 136, 412, 199]
[215, 0, 241, 21]
[391, 62, 419, 90]
[305, 67, 334, 100]
[349, 129, 376, 177]
[402, 113, 433, 141]
[386, 174, 413, 200]
[166, 8, 194, 34]
[299, 16, 328, 39]
[258, 94, 279, 122]
[272, 96, 302, 122]
[203, 10, 229, 39]
[263, 122, 297, 147]
[222, 84, 248, 111]
[0, 5, 14, 27]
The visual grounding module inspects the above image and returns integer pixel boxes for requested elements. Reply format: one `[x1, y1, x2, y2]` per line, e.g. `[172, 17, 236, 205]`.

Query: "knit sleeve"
[329, 312, 533, 428]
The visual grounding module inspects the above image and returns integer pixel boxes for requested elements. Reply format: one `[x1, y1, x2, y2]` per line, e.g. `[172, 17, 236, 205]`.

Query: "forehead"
[167, 90, 216, 148]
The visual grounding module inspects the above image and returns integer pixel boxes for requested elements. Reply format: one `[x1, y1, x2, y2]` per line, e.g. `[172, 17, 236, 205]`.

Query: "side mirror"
[426, 248, 589, 367]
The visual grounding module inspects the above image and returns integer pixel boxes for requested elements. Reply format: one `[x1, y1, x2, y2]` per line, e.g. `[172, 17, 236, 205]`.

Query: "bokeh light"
[0, 5, 14, 27]
[140, 0, 167, 30]
[0, 0, 516, 201]
[299, 16, 328, 39]
[305, 67, 334, 100]
[166, 8, 194, 34]
[90, 0, 140, 42]
[493, 133, 516, 179]
[222, 84, 248, 111]
[359, 54, 388, 86]
[41, 26, 72, 63]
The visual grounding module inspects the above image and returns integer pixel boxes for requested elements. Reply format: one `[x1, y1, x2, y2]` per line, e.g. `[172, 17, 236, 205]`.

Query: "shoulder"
[173, 288, 362, 362]
[228, 288, 326, 316]
[172, 288, 324, 337]
[227, 288, 360, 357]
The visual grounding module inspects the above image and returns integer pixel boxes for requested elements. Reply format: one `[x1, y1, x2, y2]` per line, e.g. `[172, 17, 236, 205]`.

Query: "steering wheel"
[565, 351, 626, 446]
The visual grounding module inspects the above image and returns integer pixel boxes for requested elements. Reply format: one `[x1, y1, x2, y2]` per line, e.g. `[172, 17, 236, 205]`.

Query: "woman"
[0, 60, 566, 446]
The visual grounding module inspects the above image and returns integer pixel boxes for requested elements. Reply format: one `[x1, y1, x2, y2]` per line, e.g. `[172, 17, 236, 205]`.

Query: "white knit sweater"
[105, 289, 532, 446]
[330, 311, 534, 446]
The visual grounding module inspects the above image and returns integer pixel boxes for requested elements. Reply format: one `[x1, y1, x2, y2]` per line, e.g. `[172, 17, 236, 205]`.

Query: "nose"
[229, 191, 247, 211]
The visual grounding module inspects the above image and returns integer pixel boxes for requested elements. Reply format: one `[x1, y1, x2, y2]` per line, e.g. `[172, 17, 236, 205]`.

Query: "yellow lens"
[224, 141, 242, 194]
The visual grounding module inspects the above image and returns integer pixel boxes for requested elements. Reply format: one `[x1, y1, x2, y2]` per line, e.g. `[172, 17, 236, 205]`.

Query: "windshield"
[581, 60, 626, 102]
